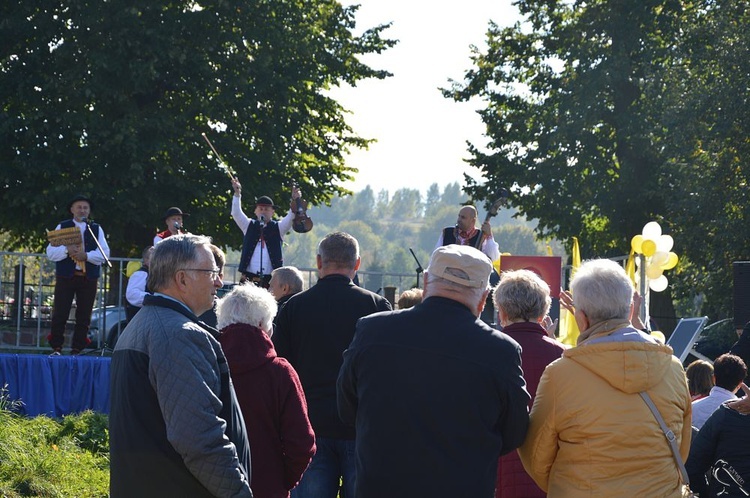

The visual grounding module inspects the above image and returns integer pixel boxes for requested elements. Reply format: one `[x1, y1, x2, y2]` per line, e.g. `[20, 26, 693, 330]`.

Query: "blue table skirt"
[0, 353, 110, 418]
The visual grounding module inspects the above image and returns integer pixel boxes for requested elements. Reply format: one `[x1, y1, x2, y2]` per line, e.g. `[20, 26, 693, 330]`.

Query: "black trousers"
[49, 274, 98, 350]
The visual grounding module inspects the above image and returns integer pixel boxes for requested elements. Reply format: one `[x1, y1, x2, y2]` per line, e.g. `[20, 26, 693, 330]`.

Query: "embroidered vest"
[442, 226, 481, 248]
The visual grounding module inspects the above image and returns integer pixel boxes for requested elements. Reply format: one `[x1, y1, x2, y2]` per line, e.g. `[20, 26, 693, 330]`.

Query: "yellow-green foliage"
[0, 408, 109, 497]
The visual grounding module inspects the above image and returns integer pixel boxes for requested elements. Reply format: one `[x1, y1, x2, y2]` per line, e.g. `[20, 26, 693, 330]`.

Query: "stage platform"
[0, 352, 110, 418]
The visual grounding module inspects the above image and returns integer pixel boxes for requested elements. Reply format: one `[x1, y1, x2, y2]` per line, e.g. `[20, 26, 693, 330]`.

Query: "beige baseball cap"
[427, 245, 492, 288]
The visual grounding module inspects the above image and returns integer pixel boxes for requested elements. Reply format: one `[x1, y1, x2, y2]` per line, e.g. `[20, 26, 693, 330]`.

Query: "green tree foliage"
[0, 0, 395, 256]
[444, 0, 686, 257]
[445, 0, 750, 320]
[658, 1, 750, 319]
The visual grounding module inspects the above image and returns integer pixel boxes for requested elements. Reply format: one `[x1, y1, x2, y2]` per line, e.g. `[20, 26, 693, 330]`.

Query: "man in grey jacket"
[109, 234, 253, 497]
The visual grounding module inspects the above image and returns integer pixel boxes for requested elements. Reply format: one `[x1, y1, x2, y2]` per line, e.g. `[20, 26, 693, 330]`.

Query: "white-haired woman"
[518, 259, 691, 497]
[217, 284, 315, 498]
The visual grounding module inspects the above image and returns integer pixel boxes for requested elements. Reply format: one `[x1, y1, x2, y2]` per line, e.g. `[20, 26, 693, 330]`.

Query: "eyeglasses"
[180, 268, 222, 280]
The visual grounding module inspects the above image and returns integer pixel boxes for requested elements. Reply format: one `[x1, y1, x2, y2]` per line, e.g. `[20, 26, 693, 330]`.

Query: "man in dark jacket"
[110, 234, 253, 498]
[274, 232, 392, 498]
[337, 245, 530, 498]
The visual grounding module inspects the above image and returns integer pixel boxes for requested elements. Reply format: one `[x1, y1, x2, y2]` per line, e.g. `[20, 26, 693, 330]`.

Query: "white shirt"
[46, 219, 111, 269]
[231, 195, 294, 274]
[691, 386, 738, 430]
[126, 269, 149, 307]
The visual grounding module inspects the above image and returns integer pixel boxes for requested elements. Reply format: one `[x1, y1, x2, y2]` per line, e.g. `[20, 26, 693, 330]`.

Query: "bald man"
[434, 205, 500, 262]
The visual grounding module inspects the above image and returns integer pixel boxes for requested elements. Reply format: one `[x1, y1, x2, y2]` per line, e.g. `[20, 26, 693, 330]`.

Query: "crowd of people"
[45, 188, 750, 497]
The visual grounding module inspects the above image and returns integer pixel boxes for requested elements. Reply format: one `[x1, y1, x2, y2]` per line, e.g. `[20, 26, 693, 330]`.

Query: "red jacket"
[496, 322, 567, 498]
[219, 324, 316, 498]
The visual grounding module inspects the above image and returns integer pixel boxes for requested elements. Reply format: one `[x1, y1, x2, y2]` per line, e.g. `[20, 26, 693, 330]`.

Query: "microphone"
[259, 215, 266, 226]
[173, 221, 184, 233]
[80, 217, 90, 225]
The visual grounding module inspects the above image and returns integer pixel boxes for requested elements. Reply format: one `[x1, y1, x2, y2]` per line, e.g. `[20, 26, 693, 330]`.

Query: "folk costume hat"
[427, 245, 492, 289]
[67, 194, 93, 211]
[163, 207, 190, 221]
[254, 195, 280, 210]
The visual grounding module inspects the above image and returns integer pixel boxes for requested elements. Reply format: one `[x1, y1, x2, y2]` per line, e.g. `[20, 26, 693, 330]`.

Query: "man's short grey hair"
[271, 266, 304, 294]
[216, 283, 278, 334]
[317, 232, 359, 269]
[570, 259, 633, 323]
[148, 234, 213, 293]
[424, 269, 486, 303]
[493, 269, 551, 322]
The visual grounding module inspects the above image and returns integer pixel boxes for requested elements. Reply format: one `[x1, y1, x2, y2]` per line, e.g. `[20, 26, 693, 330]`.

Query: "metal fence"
[0, 251, 419, 352]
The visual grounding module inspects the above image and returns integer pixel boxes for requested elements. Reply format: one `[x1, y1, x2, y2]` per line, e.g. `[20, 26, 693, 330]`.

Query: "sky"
[332, 0, 521, 195]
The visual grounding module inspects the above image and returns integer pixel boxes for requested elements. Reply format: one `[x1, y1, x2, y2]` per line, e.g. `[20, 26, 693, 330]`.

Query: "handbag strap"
[639, 391, 690, 486]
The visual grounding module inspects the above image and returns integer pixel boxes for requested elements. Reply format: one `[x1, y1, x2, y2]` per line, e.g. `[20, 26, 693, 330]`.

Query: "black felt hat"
[67, 194, 93, 211]
[254, 196, 279, 209]
[163, 207, 190, 221]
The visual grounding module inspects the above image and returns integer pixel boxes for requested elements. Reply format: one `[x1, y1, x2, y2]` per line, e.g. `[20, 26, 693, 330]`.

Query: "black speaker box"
[733, 261, 750, 329]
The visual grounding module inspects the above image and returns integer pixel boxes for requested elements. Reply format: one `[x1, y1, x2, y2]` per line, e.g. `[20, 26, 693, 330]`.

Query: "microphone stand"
[258, 216, 265, 279]
[79, 217, 113, 356]
[83, 219, 112, 268]
[409, 248, 424, 289]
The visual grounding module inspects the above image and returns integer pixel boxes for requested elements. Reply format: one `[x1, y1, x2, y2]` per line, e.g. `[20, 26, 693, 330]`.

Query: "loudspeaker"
[733, 261, 750, 329]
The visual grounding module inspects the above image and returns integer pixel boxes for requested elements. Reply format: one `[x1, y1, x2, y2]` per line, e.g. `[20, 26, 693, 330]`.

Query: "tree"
[657, 0, 750, 319]
[445, 0, 689, 257]
[0, 0, 395, 255]
[388, 188, 422, 220]
[440, 182, 466, 207]
[424, 183, 441, 214]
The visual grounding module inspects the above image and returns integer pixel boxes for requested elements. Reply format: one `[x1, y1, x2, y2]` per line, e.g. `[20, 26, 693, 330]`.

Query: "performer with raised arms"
[231, 177, 302, 288]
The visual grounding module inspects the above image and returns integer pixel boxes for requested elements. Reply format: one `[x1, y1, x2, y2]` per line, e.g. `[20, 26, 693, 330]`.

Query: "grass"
[0, 385, 109, 497]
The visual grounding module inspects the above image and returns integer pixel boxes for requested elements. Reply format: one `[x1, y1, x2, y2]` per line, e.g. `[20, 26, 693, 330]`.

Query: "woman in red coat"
[492, 269, 567, 498]
[217, 284, 316, 498]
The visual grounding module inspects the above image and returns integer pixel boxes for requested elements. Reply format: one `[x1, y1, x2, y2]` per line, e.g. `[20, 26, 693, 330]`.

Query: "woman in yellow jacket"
[518, 259, 692, 497]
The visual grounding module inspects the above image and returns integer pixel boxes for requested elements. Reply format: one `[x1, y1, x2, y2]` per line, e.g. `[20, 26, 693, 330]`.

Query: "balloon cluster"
[630, 221, 679, 292]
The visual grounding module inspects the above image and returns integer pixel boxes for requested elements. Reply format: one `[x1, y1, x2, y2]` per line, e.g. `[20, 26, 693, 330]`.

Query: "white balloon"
[651, 251, 669, 267]
[646, 262, 664, 280]
[656, 234, 674, 253]
[649, 275, 669, 292]
[642, 221, 662, 240]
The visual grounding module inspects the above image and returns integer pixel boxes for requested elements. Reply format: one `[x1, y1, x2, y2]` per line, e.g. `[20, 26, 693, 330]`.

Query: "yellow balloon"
[125, 260, 141, 278]
[646, 263, 664, 280]
[650, 330, 666, 344]
[662, 252, 679, 270]
[641, 239, 657, 257]
[493, 258, 502, 274]
[631, 235, 644, 253]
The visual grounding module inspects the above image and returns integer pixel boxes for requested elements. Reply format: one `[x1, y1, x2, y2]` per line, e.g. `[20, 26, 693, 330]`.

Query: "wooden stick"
[201, 132, 237, 180]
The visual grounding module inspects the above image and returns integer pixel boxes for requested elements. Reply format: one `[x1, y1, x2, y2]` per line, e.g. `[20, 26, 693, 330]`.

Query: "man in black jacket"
[337, 245, 529, 498]
[274, 232, 391, 498]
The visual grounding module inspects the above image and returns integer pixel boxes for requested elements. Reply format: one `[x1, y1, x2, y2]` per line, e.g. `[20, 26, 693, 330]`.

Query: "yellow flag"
[571, 236, 581, 269]
[625, 249, 637, 285]
[559, 237, 581, 346]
